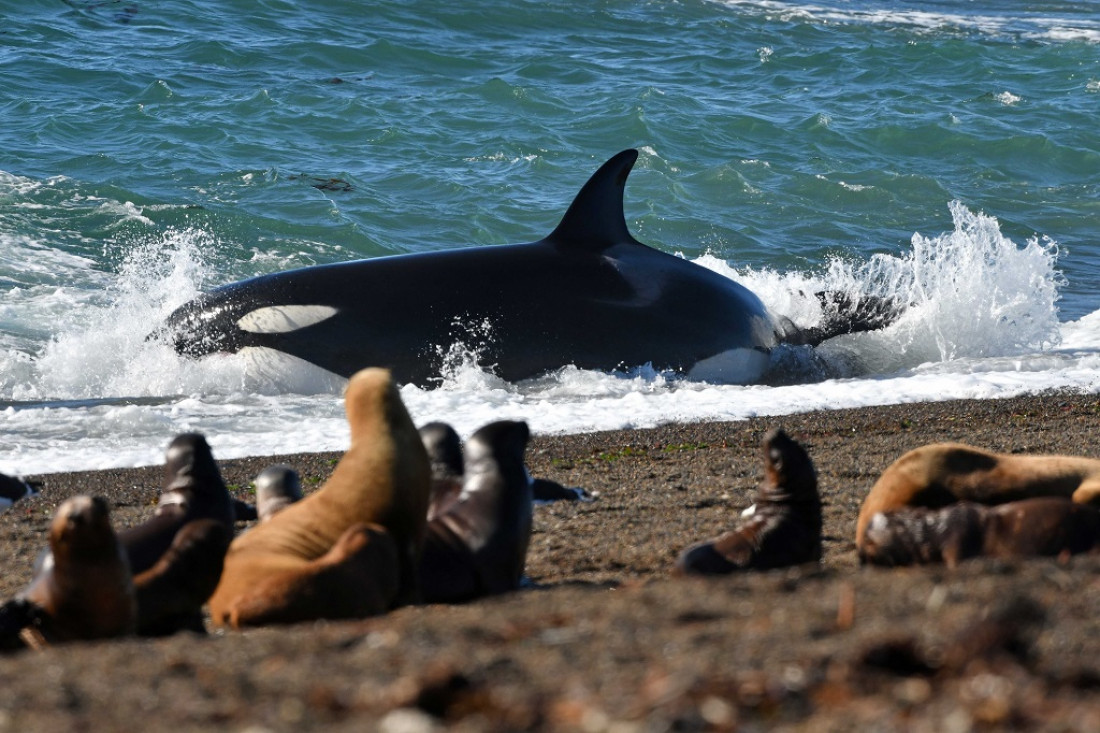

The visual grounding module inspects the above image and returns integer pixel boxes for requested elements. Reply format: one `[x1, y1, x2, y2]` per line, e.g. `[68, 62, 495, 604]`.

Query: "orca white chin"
[686, 347, 770, 384]
[236, 346, 348, 394]
[237, 305, 338, 334]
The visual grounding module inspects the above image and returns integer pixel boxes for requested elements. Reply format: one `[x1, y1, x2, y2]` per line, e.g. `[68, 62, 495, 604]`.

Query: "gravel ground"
[2, 393, 1100, 731]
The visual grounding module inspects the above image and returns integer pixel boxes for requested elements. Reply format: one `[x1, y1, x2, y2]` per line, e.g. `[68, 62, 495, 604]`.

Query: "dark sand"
[3, 393, 1100, 731]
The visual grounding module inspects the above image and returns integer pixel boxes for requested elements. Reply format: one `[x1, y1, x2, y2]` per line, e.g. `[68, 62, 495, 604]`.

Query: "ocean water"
[1, 0, 1098, 474]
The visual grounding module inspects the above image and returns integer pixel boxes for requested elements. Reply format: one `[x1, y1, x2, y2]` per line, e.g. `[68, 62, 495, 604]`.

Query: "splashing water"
[0, 201, 1088, 474]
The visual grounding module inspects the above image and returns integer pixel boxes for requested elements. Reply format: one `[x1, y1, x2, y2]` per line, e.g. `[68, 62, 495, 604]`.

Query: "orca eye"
[237, 305, 338, 334]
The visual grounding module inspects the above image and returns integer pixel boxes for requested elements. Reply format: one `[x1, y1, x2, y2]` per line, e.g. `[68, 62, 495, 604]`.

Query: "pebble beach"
[2, 393, 1100, 730]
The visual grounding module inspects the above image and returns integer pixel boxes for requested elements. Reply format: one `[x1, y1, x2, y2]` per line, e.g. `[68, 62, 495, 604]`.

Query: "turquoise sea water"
[1, 0, 1099, 472]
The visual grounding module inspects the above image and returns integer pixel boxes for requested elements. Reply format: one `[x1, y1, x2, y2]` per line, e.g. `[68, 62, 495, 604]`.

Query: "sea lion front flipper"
[232, 499, 259, 522]
[226, 522, 400, 628]
[674, 528, 759, 576]
[1071, 478, 1100, 505]
[0, 598, 43, 650]
[132, 519, 231, 636]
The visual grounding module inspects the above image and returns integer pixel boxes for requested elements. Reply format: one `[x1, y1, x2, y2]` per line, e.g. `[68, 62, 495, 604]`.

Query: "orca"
[162, 149, 895, 386]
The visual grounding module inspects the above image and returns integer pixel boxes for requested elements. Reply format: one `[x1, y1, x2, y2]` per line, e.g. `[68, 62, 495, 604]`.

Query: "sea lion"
[132, 519, 231, 636]
[224, 523, 400, 628]
[16, 496, 136, 644]
[675, 428, 822, 575]
[419, 421, 464, 522]
[207, 368, 431, 627]
[420, 420, 534, 603]
[856, 443, 1100, 550]
[860, 498, 1100, 568]
[116, 432, 236, 574]
[254, 465, 303, 522]
[0, 472, 41, 514]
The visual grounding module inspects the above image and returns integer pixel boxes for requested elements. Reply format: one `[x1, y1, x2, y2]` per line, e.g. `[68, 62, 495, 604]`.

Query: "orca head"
[160, 288, 339, 359]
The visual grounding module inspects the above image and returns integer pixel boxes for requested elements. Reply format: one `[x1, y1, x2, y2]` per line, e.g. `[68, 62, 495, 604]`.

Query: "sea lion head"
[759, 428, 818, 504]
[51, 496, 119, 562]
[419, 421, 464, 521]
[464, 420, 531, 480]
[860, 503, 986, 567]
[254, 465, 302, 522]
[158, 433, 231, 522]
[419, 422, 464, 481]
[344, 368, 414, 444]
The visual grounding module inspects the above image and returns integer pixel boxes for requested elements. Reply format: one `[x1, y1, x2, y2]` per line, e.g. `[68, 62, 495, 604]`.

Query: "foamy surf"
[0, 202, 1095, 475]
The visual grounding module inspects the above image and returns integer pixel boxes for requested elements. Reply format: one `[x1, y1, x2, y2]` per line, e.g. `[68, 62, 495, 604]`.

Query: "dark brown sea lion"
[420, 420, 534, 603]
[419, 421, 464, 522]
[0, 472, 40, 514]
[253, 465, 303, 522]
[116, 432, 236, 574]
[132, 519, 231, 636]
[856, 443, 1100, 551]
[207, 368, 431, 627]
[18, 496, 136, 644]
[675, 428, 822, 575]
[860, 498, 1100, 568]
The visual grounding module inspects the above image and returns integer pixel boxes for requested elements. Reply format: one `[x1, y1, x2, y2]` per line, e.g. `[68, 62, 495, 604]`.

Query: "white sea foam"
[712, 0, 1100, 43]
[0, 203, 1095, 474]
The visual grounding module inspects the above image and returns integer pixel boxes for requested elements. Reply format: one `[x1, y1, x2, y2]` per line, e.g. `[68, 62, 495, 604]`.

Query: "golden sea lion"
[860, 498, 1100, 567]
[207, 368, 431, 627]
[675, 428, 822, 575]
[225, 523, 399, 628]
[856, 443, 1100, 550]
[19, 496, 136, 644]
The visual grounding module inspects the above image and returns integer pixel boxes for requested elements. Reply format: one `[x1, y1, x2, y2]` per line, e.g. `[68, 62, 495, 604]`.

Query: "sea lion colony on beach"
[2, 367, 1099, 648]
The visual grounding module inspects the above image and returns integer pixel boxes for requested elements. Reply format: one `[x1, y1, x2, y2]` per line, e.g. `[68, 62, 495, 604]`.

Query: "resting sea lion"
[860, 498, 1100, 568]
[222, 523, 400, 628]
[207, 368, 431, 627]
[675, 428, 822, 575]
[0, 473, 41, 514]
[420, 420, 534, 603]
[254, 465, 303, 522]
[17, 496, 136, 644]
[856, 443, 1100, 550]
[132, 519, 231, 635]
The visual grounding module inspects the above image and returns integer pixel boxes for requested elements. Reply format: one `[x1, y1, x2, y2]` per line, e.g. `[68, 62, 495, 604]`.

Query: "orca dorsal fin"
[546, 149, 640, 251]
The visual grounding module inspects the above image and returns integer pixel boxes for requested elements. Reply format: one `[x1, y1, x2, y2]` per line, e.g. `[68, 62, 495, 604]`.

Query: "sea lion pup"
[116, 432, 236, 575]
[420, 420, 534, 603]
[860, 498, 1100, 568]
[207, 368, 431, 628]
[0, 472, 41, 514]
[419, 421, 464, 521]
[254, 465, 303, 522]
[675, 429, 822, 575]
[856, 443, 1100, 551]
[5, 496, 136, 646]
